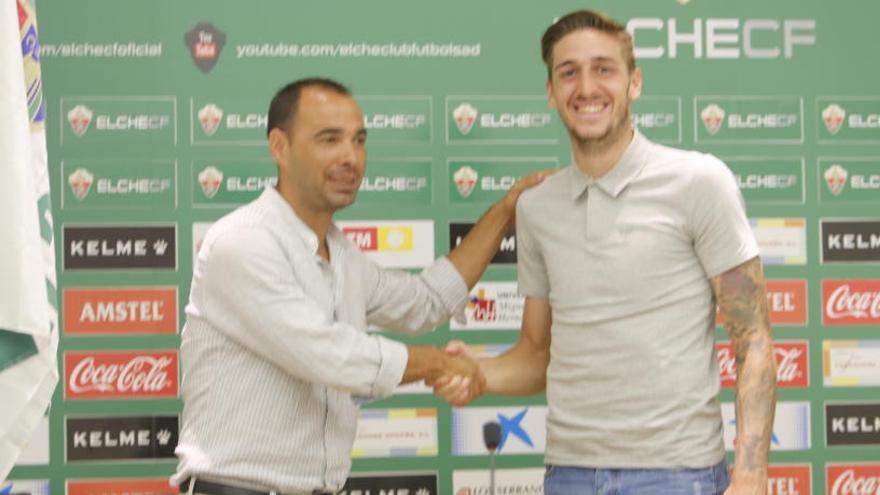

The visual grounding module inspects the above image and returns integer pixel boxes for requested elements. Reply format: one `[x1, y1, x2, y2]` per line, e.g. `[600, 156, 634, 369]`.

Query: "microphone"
[483, 421, 501, 495]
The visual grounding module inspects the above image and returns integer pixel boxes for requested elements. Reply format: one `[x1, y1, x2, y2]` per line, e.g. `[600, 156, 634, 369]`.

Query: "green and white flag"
[0, 0, 58, 480]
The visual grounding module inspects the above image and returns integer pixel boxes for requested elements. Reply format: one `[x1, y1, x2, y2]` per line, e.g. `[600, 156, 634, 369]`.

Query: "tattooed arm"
[711, 256, 777, 495]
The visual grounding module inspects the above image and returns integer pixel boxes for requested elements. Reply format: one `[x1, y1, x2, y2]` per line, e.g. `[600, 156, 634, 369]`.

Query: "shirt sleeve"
[688, 154, 761, 278]
[196, 226, 408, 398]
[516, 192, 550, 297]
[361, 253, 468, 333]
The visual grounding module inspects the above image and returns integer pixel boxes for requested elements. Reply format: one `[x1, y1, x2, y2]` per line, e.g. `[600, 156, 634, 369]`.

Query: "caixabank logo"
[819, 158, 880, 203]
[60, 97, 176, 146]
[446, 96, 557, 144]
[0, 480, 49, 495]
[184, 22, 226, 73]
[63, 224, 176, 270]
[451, 406, 547, 455]
[64, 350, 179, 400]
[63, 286, 178, 335]
[448, 158, 556, 204]
[359, 95, 433, 144]
[825, 402, 880, 447]
[725, 157, 805, 204]
[192, 161, 277, 207]
[722, 402, 810, 451]
[65, 415, 178, 462]
[449, 222, 516, 265]
[61, 161, 177, 210]
[338, 220, 434, 268]
[694, 96, 803, 143]
[817, 97, 880, 142]
[357, 159, 432, 206]
[191, 97, 265, 144]
[821, 219, 880, 263]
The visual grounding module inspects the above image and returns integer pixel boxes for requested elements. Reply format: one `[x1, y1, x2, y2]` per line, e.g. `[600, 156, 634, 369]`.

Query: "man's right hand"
[433, 341, 483, 406]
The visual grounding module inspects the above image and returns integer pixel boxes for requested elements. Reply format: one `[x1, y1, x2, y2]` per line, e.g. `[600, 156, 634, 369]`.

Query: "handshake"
[425, 340, 485, 407]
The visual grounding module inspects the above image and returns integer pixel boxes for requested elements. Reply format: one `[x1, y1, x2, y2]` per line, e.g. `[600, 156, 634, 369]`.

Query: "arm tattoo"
[711, 256, 777, 477]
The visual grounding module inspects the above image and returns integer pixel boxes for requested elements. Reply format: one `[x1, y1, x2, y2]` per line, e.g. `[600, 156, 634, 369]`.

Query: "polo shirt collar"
[261, 187, 343, 257]
[569, 130, 650, 200]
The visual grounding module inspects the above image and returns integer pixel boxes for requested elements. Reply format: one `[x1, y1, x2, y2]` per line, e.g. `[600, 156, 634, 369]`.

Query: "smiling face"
[270, 85, 367, 219]
[546, 28, 642, 150]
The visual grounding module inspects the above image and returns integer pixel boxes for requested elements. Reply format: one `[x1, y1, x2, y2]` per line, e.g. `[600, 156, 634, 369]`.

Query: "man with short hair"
[438, 10, 777, 495]
[173, 78, 547, 495]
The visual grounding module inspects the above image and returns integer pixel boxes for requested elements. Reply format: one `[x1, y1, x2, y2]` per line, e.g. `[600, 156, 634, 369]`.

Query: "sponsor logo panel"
[819, 158, 880, 203]
[694, 96, 803, 143]
[358, 159, 432, 205]
[724, 157, 805, 204]
[449, 223, 516, 265]
[448, 158, 557, 204]
[338, 220, 434, 268]
[61, 161, 177, 210]
[64, 350, 179, 400]
[63, 287, 177, 335]
[722, 401, 810, 451]
[717, 280, 808, 326]
[184, 23, 226, 73]
[190, 97, 266, 144]
[0, 480, 49, 495]
[451, 406, 547, 455]
[65, 415, 178, 462]
[750, 218, 806, 265]
[66, 478, 175, 495]
[825, 402, 880, 447]
[359, 95, 432, 143]
[340, 473, 437, 495]
[191, 161, 276, 206]
[446, 96, 558, 144]
[452, 468, 544, 495]
[826, 463, 880, 495]
[60, 97, 176, 146]
[450, 281, 523, 330]
[822, 279, 880, 326]
[632, 96, 681, 143]
[63, 225, 176, 271]
[824, 340, 880, 387]
[763, 464, 812, 495]
[718, 340, 809, 388]
[351, 408, 437, 458]
[13, 415, 49, 466]
[821, 219, 880, 263]
[817, 97, 880, 142]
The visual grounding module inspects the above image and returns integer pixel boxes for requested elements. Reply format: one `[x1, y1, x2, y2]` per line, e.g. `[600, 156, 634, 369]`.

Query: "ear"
[268, 127, 289, 167]
[628, 67, 643, 102]
[546, 78, 558, 110]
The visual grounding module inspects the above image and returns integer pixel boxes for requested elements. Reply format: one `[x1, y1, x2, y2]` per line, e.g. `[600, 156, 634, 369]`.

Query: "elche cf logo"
[453, 103, 478, 135]
[823, 103, 846, 135]
[67, 104, 93, 137]
[68, 168, 95, 200]
[824, 164, 849, 196]
[198, 166, 224, 198]
[184, 22, 226, 73]
[701, 104, 725, 135]
[198, 103, 223, 136]
[453, 165, 478, 198]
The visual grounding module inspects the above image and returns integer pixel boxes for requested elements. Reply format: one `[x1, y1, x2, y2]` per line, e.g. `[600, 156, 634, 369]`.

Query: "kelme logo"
[67, 105, 93, 137]
[68, 168, 95, 200]
[701, 104, 725, 136]
[823, 104, 846, 135]
[198, 104, 223, 136]
[198, 166, 223, 198]
[453, 103, 478, 135]
[453, 166, 478, 198]
[184, 23, 226, 73]
[824, 164, 848, 196]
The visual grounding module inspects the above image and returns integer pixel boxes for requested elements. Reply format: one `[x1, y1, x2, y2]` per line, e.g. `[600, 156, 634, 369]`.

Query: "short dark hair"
[266, 77, 351, 137]
[541, 10, 635, 78]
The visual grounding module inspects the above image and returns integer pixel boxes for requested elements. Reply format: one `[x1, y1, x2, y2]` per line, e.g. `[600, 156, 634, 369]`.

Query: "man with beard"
[437, 10, 777, 495]
[173, 78, 547, 495]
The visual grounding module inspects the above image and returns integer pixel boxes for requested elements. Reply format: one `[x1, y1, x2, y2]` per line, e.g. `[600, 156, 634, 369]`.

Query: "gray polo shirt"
[516, 131, 759, 469]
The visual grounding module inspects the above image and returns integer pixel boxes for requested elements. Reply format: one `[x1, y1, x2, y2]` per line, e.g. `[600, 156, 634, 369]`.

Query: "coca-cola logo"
[828, 466, 880, 495]
[64, 351, 178, 399]
[823, 280, 880, 325]
[717, 342, 808, 388]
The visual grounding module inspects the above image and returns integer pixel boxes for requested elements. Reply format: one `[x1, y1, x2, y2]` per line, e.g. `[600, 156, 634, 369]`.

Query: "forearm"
[733, 332, 777, 478]
[481, 340, 549, 396]
[447, 201, 511, 288]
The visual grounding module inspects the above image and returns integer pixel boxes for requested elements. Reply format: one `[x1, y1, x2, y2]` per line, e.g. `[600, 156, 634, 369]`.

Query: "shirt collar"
[261, 187, 338, 257]
[569, 130, 649, 201]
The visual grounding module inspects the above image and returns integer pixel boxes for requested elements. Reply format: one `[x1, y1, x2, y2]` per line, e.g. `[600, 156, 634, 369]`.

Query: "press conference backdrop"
[6, 0, 880, 493]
